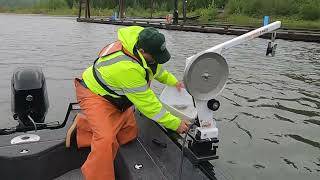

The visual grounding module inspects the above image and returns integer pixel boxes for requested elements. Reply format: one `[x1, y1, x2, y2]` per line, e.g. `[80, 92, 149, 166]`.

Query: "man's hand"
[175, 81, 185, 92]
[176, 119, 190, 134]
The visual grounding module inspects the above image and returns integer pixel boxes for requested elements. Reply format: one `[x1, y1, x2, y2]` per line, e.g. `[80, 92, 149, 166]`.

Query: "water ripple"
[274, 114, 295, 123]
[282, 158, 298, 170]
[286, 134, 320, 150]
[234, 122, 252, 139]
[304, 119, 320, 126]
[257, 102, 319, 117]
[262, 138, 280, 144]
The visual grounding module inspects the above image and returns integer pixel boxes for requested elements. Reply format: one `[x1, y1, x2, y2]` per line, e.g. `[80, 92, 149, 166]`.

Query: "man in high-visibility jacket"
[66, 26, 189, 180]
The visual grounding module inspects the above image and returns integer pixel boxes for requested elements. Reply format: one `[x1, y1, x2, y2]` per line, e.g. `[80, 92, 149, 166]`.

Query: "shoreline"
[77, 17, 320, 43]
[1, 11, 319, 31]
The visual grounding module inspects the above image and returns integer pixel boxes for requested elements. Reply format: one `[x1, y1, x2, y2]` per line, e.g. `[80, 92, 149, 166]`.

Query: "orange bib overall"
[74, 41, 140, 180]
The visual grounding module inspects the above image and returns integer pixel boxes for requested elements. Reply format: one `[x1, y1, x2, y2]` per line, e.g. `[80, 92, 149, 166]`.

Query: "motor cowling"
[11, 67, 49, 127]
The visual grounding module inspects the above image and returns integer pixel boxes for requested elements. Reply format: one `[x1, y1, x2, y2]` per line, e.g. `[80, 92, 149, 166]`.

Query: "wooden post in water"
[85, 0, 88, 18]
[85, 0, 91, 19]
[119, 0, 125, 19]
[78, 0, 82, 18]
[150, 0, 154, 18]
[183, 0, 187, 23]
[88, 0, 91, 18]
[173, 0, 178, 24]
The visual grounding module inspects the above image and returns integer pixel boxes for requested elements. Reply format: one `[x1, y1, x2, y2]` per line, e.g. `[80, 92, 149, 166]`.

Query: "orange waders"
[74, 79, 138, 180]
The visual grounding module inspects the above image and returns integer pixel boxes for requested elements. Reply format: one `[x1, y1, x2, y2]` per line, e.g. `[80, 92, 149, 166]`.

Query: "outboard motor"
[11, 67, 49, 129]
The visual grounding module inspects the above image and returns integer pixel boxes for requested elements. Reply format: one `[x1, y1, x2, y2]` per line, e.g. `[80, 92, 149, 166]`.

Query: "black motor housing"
[11, 67, 49, 127]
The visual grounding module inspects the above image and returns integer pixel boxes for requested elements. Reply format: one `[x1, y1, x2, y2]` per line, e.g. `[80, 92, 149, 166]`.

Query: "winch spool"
[183, 52, 229, 101]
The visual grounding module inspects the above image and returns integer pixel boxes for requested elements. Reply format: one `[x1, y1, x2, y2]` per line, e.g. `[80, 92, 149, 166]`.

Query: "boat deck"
[0, 103, 231, 180]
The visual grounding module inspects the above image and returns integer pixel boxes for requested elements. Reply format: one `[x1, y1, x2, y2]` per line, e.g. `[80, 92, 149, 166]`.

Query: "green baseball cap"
[136, 27, 171, 64]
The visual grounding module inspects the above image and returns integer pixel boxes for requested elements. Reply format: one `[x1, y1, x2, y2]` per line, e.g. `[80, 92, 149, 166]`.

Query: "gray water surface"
[0, 14, 319, 180]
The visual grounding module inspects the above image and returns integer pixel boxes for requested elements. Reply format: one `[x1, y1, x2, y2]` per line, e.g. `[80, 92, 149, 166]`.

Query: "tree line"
[0, 0, 319, 20]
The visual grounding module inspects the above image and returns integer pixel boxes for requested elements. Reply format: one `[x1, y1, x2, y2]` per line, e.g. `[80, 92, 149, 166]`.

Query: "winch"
[161, 21, 282, 164]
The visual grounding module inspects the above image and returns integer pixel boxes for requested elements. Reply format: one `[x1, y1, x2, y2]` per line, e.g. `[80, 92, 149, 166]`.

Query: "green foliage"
[1, 0, 319, 29]
[300, 1, 320, 20]
[47, 0, 67, 10]
[225, 0, 320, 20]
[126, 6, 147, 17]
[90, 8, 113, 16]
[91, 0, 117, 9]
[0, 0, 38, 7]
[195, 5, 218, 22]
[225, 14, 320, 29]
[65, 0, 73, 9]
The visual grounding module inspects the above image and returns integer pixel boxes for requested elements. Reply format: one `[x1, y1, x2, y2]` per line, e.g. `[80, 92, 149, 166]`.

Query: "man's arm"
[126, 89, 181, 130]
[154, 65, 178, 86]
[155, 65, 185, 92]
[116, 66, 181, 130]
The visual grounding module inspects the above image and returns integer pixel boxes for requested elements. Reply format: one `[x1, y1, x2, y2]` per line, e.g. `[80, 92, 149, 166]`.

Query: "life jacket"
[92, 41, 149, 111]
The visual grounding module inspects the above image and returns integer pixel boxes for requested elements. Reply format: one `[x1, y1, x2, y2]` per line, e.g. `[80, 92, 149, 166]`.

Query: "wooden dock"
[77, 18, 320, 43]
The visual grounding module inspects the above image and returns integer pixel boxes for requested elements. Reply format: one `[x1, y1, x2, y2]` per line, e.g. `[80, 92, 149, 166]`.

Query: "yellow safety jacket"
[82, 26, 181, 130]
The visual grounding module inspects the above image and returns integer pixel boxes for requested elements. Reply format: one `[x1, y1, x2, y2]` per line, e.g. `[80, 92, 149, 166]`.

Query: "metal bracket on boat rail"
[0, 103, 79, 135]
[183, 21, 282, 162]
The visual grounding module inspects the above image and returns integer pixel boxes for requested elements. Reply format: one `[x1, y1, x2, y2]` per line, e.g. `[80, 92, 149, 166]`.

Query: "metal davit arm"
[187, 21, 281, 61]
[182, 21, 281, 163]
